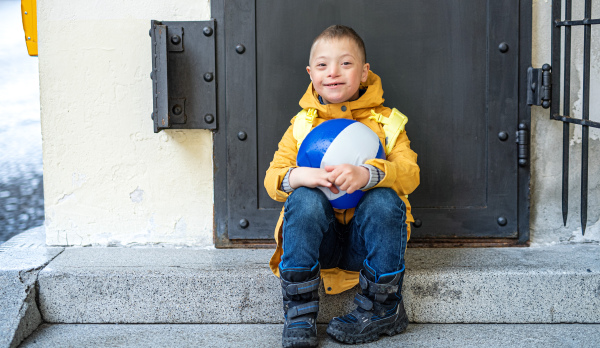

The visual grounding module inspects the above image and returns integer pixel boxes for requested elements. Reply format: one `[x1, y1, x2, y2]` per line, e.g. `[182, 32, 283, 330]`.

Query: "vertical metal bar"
[551, 0, 562, 122]
[562, 0, 571, 226]
[153, 23, 170, 132]
[551, 0, 563, 224]
[580, 0, 591, 235]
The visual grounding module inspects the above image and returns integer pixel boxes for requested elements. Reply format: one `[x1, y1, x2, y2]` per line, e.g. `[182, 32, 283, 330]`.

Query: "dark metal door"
[213, 0, 531, 247]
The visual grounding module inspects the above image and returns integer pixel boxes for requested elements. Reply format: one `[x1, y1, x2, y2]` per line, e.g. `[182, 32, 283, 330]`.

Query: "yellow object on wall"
[21, 0, 37, 56]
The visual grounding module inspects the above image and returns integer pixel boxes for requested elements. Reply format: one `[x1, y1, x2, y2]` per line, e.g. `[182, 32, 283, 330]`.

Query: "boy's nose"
[327, 65, 340, 77]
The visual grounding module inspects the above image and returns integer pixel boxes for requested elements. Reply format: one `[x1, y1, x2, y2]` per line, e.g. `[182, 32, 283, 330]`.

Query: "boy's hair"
[310, 25, 367, 64]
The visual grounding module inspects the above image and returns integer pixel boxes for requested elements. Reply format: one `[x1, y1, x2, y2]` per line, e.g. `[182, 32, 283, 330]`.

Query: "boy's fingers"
[337, 181, 350, 193]
[320, 180, 332, 188]
[327, 171, 339, 183]
[335, 175, 348, 188]
[318, 179, 339, 193]
[324, 165, 336, 172]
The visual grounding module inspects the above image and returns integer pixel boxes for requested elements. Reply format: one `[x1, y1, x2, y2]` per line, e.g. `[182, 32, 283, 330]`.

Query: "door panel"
[213, 0, 529, 244]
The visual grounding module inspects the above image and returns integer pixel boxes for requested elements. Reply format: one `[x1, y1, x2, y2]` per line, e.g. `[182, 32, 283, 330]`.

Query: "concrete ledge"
[20, 323, 600, 348]
[37, 244, 600, 324]
[405, 245, 600, 323]
[38, 248, 304, 324]
[0, 228, 64, 348]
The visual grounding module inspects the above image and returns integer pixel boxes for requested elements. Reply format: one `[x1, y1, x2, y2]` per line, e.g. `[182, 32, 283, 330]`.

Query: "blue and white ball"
[297, 119, 385, 209]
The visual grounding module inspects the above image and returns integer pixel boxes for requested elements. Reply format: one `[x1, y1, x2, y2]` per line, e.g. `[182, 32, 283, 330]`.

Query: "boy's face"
[306, 38, 370, 105]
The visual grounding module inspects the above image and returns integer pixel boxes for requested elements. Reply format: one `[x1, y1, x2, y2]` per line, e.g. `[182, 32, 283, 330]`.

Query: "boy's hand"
[325, 164, 370, 194]
[289, 167, 340, 194]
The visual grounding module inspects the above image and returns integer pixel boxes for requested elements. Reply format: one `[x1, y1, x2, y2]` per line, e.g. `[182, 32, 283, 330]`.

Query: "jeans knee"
[285, 187, 332, 222]
[357, 188, 406, 217]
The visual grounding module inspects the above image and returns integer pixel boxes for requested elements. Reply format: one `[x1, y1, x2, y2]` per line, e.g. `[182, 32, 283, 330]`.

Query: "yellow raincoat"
[264, 71, 420, 295]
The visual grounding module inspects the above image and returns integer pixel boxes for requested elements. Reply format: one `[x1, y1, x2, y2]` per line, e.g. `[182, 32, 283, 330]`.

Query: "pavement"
[19, 323, 600, 348]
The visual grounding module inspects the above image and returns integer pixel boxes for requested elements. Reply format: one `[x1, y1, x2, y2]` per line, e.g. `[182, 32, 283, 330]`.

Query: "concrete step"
[37, 244, 600, 324]
[20, 323, 600, 348]
[0, 227, 63, 348]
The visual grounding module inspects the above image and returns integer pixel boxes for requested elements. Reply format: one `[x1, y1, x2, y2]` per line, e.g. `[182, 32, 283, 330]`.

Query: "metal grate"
[550, 0, 600, 234]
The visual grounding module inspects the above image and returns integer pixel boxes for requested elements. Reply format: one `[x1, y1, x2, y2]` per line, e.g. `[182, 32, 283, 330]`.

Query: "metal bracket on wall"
[526, 64, 551, 108]
[150, 20, 217, 133]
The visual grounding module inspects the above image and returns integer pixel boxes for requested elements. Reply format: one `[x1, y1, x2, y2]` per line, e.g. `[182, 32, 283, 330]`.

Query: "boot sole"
[326, 313, 409, 344]
[282, 336, 318, 348]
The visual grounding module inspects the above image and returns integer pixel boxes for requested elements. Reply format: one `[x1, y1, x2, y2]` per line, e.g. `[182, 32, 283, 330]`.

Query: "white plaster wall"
[38, 0, 214, 246]
[531, 0, 600, 244]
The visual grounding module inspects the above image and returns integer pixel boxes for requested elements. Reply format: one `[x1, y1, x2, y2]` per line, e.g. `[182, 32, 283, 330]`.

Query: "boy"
[264, 25, 420, 347]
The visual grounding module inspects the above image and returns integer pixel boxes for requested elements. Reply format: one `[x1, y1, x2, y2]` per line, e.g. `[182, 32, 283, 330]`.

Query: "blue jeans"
[280, 187, 408, 279]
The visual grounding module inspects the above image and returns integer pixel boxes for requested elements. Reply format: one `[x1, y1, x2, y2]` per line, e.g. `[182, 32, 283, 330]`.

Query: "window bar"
[580, 0, 592, 235]
[562, 0, 572, 227]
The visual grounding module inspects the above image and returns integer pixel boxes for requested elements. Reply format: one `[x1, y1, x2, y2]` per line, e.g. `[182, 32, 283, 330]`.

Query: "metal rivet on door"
[236, 44, 246, 54]
[497, 216, 507, 226]
[239, 219, 249, 229]
[237, 131, 247, 141]
[498, 42, 509, 53]
[204, 114, 215, 124]
[498, 131, 508, 141]
[172, 105, 183, 116]
[171, 35, 181, 45]
[413, 219, 422, 228]
[203, 27, 213, 37]
[204, 73, 214, 82]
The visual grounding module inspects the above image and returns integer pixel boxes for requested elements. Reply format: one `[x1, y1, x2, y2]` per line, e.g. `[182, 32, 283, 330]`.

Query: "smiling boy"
[264, 25, 420, 347]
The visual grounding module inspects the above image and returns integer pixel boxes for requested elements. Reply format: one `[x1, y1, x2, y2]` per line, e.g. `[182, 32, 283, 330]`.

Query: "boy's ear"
[361, 63, 370, 83]
[306, 66, 312, 80]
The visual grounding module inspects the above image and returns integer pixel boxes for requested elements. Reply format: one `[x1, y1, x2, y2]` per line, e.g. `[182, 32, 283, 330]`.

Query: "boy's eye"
[317, 63, 326, 67]
[342, 62, 352, 66]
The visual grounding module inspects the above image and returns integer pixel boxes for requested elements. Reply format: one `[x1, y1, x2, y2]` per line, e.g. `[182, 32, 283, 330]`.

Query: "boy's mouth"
[324, 82, 344, 87]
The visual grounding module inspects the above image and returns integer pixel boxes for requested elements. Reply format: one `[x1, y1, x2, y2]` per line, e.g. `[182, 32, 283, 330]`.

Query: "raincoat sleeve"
[363, 131, 420, 196]
[264, 121, 298, 202]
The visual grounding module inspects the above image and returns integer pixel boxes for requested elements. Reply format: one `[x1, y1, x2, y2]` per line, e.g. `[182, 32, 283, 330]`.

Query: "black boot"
[280, 265, 320, 348]
[326, 262, 408, 344]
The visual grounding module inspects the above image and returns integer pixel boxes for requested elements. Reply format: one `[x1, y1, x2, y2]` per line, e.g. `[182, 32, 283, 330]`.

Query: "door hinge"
[150, 20, 217, 133]
[526, 64, 551, 108]
[516, 123, 529, 167]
